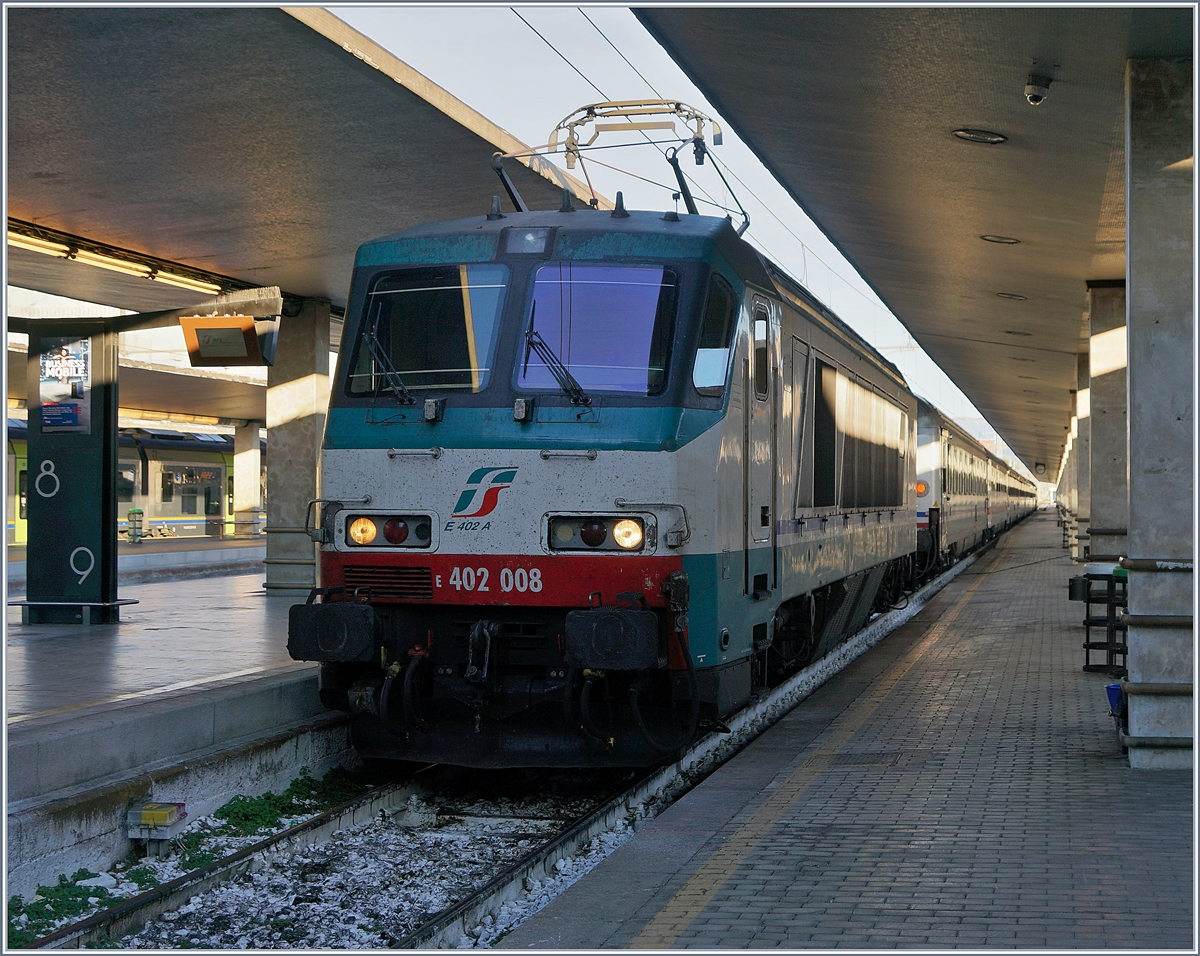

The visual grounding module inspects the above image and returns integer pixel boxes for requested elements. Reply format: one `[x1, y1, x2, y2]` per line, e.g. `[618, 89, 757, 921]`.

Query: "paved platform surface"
[6, 572, 298, 720]
[502, 512, 1194, 949]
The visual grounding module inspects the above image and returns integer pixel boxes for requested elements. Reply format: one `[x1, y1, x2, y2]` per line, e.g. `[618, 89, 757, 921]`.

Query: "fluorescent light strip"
[8, 230, 223, 295]
[71, 248, 153, 278]
[151, 271, 222, 295]
[7, 232, 70, 256]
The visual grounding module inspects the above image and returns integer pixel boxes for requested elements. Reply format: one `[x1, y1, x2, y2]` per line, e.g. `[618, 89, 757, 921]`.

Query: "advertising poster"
[39, 336, 92, 434]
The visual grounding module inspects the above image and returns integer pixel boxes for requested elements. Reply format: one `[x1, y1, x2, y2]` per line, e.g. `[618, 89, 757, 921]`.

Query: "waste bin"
[127, 508, 144, 544]
[1106, 682, 1127, 751]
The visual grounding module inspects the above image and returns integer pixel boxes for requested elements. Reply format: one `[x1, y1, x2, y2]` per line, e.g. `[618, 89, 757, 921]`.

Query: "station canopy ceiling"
[636, 7, 1192, 476]
[7, 7, 592, 316]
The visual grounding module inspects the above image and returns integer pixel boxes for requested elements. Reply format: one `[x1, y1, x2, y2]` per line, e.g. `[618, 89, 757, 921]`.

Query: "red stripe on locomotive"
[320, 551, 684, 607]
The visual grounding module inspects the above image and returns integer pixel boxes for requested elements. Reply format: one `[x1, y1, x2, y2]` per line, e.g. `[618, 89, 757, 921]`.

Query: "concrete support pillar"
[1124, 58, 1193, 769]
[1072, 353, 1091, 561]
[233, 421, 263, 536]
[1058, 394, 1078, 548]
[1086, 282, 1127, 562]
[264, 298, 330, 591]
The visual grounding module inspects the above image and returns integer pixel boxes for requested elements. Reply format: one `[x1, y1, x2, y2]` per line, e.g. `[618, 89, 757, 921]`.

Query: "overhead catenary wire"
[514, 9, 900, 342]
[580, 10, 664, 99]
[513, 8, 726, 213]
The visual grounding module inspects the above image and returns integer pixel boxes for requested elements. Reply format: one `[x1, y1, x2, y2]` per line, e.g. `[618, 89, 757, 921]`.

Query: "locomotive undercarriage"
[306, 600, 710, 768]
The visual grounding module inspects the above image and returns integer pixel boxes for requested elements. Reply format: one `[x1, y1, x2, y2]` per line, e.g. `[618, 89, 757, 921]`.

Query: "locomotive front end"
[288, 211, 736, 767]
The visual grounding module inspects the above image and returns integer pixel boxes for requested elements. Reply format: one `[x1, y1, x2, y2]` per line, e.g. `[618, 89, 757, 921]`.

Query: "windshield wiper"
[523, 302, 591, 406]
[364, 319, 416, 405]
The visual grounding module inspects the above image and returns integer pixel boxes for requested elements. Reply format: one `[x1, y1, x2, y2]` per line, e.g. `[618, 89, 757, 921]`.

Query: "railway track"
[24, 553, 979, 949]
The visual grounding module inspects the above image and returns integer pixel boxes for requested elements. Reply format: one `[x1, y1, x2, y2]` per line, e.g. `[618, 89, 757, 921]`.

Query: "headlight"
[548, 515, 647, 552]
[344, 514, 432, 547]
[612, 519, 643, 550]
[915, 481, 929, 496]
[348, 517, 377, 545]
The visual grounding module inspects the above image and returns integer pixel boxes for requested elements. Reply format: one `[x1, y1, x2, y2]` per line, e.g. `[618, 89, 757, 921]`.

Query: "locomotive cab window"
[349, 264, 508, 395]
[693, 273, 737, 395]
[517, 263, 678, 395]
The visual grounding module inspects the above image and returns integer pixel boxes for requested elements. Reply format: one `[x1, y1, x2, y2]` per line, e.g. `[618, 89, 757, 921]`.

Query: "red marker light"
[580, 519, 608, 547]
[383, 518, 409, 544]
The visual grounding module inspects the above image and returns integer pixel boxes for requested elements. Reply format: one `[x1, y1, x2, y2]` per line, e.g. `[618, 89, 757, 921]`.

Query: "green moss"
[211, 767, 372, 838]
[7, 873, 112, 948]
[125, 866, 159, 889]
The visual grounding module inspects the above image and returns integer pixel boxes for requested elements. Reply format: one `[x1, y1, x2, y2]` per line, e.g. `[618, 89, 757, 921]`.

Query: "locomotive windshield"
[348, 265, 508, 395]
[517, 263, 678, 395]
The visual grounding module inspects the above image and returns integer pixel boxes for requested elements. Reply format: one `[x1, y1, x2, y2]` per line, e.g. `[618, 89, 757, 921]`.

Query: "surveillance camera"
[1025, 74, 1052, 106]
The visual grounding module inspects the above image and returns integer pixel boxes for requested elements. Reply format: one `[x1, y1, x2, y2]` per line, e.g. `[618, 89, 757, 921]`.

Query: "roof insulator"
[559, 188, 575, 213]
[487, 196, 505, 221]
[611, 191, 630, 218]
[663, 210, 680, 222]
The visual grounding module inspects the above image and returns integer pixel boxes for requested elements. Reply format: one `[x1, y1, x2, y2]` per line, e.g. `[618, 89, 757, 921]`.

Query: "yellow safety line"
[629, 549, 999, 948]
[460, 265, 480, 392]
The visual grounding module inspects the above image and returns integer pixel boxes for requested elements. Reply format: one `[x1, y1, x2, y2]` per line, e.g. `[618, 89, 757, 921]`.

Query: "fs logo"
[451, 467, 517, 518]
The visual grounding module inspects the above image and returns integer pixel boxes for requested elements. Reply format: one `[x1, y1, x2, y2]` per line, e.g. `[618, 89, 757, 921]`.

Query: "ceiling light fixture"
[997, 292, 1027, 300]
[981, 235, 1021, 244]
[70, 248, 153, 279]
[7, 231, 71, 257]
[7, 220, 227, 296]
[151, 271, 223, 295]
[953, 128, 1007, 145]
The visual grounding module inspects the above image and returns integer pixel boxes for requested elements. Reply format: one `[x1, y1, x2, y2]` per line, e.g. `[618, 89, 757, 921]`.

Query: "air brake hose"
[628, 629, 701, 755]
[579, 673, 614, 750]
[563, 666, 580, 732]
[402, 651, 429, 733]
[378, 661, 406, 735]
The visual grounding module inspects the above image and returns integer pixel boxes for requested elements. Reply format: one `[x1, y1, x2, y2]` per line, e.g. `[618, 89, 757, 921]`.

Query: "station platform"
[7, 535, 266, 592]
[502, 512, 1193, 949]
[6, 571, 297, 721]
[6, 571, 345, 897]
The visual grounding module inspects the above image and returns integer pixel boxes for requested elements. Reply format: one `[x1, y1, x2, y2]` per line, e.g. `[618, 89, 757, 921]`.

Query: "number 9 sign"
[70, 547, 95, 584]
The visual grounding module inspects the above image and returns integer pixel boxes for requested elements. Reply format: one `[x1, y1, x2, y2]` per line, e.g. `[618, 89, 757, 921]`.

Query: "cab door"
[745, 296, 776, 594]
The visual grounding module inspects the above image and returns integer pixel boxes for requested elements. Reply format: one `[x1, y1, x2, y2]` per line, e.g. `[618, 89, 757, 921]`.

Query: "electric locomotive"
[289, 194, 920, 768]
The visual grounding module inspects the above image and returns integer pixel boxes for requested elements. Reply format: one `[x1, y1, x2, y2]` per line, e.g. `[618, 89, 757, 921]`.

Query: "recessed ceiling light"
[953, 128, 1008, 145]
[997, 292, 1027, 300]
[1005, 330, 1032, 336]
[981, 235, 1021, 244]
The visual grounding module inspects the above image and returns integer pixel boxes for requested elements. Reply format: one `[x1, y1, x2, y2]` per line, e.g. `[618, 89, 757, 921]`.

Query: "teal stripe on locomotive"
[354, 224, 730, 270]
[355, 233, 500, 268]
[322, 405, 723, 452]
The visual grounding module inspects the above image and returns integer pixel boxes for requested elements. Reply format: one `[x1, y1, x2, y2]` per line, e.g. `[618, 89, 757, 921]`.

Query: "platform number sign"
[24, 326, 119, 623]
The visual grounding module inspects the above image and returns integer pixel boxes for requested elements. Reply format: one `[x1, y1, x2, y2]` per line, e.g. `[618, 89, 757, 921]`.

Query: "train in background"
[914, 399, 1038, 577]
[5, 419, 266, 544]
[287, 196, 1037, 770]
